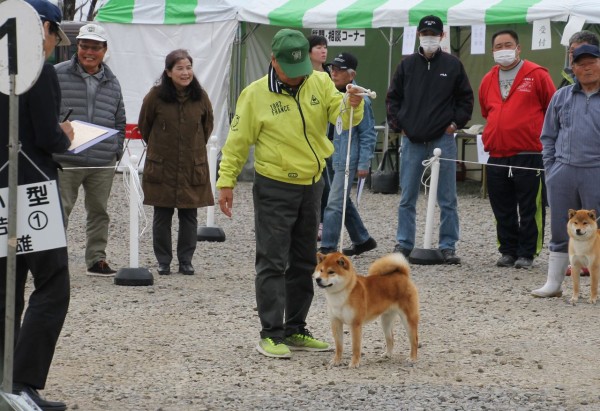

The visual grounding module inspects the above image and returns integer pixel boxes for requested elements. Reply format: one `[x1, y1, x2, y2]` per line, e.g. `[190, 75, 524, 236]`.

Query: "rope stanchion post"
[197, 135, 226, 242]
[114, 156, 154, 286]
[409, 148, 445, 265]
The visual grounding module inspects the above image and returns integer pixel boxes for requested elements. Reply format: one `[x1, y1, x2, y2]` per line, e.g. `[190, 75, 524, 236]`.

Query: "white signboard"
[532, 19, 552, 50]
[402, 26, 417, 55]
[0, 0, 45, 95]
[311, 29, 365, 46]
[471, 24, 486, 55]
[0, 180, 66, 257]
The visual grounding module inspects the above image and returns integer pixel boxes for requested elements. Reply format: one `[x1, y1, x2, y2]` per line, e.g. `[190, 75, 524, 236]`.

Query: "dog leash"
[337, 84, 376, 253]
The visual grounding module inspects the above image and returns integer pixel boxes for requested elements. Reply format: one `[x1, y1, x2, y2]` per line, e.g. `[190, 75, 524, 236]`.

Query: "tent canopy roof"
[96, 0, 238, 24]
[97, 0, 600, 27]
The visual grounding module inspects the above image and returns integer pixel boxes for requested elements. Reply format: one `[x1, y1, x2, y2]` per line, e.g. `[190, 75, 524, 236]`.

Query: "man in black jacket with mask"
[386, 14, 473, 264]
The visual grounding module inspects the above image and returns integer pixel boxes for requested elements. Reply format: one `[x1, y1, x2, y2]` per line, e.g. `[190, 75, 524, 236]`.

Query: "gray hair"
[569, 30, 600, 47]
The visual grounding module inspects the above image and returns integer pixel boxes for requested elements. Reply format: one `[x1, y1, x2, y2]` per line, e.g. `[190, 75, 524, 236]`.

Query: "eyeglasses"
[47, 22, 61, 46]
[78, 44, 105, 52]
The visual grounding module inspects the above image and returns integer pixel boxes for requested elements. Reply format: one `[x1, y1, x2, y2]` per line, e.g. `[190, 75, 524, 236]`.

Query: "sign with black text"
[311, 29, 365, 47]
[0, 181, 66, 257]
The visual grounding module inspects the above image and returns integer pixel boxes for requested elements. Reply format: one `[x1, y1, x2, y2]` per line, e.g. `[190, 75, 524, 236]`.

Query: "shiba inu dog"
[314, 252, 419, 368]
[567, 209, 600, 305]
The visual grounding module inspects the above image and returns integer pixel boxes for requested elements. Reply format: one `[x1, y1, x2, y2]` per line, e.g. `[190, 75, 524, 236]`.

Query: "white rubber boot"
[531, 251, 568, 298]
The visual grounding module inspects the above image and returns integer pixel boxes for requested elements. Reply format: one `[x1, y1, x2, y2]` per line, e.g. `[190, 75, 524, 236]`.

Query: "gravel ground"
[29, 174, 600, 410]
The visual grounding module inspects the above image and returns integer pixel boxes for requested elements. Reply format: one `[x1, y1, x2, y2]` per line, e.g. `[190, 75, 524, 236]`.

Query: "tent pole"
[384, 27, 393, 153]
[231, 23, 243, 122]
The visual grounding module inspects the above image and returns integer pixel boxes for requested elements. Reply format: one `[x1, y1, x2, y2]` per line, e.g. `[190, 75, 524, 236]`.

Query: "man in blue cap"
[0, 1, 73, 409]
[533, 44, 600, 299]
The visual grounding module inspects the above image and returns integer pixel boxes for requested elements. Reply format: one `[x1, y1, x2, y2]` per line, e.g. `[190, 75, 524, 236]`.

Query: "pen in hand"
[61, 108, 73, 123]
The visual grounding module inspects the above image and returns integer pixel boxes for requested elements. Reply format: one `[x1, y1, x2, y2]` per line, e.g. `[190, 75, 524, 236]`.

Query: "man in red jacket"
[479, 29, 556, 269]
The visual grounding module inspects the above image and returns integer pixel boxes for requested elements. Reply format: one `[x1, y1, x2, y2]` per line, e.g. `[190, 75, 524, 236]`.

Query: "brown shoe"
[87, 260, 117, 277]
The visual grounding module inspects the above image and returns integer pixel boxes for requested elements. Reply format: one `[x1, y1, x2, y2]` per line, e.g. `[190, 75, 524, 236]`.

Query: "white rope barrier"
[122, 156, 148, 239]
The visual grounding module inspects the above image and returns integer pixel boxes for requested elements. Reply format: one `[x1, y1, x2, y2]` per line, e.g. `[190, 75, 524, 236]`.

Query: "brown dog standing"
[314, 252, 419, 368]
[567, 209, 600, 305]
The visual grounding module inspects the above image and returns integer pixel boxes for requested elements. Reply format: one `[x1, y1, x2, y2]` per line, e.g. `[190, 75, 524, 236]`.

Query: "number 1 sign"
[0, 0, 45, 95]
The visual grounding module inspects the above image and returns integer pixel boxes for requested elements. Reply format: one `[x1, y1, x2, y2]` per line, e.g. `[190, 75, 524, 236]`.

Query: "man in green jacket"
[217, 29, 364, 359]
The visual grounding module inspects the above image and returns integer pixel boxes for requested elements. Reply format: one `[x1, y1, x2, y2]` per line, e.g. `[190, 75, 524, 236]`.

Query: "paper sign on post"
[532, 19, 552, 50]
[471, 24, 486, 55]
[68, 120, 119, 153]
[0, 180, 66, 257]
[402, 26, 417, 55]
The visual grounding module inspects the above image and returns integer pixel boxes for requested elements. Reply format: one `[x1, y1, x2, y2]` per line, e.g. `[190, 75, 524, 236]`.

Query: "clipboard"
[68, 120, 119, 153]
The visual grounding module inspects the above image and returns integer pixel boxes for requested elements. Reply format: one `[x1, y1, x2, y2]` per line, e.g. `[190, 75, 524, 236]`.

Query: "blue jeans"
[319, 158, 333, 221]
[321, 167, 370, 250]
[397, 133, 459, 251]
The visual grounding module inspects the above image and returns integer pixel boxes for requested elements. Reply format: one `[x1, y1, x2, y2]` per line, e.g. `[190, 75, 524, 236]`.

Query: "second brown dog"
[567, 209, 600, 305]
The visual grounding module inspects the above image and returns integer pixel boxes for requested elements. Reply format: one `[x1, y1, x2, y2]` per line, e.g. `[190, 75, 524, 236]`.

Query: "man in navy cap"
[0, 1, 73, 409]
[533, 44, 600, 299]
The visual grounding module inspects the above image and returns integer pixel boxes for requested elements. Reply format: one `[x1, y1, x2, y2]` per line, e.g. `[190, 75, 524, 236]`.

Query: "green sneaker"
[284, 329, 331, 352]
[256, 337, 291, 358]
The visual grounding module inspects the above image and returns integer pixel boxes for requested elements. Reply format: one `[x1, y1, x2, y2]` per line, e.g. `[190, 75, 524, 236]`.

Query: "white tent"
[96, 0, 238, 155]
[94, 0, 600, 155]
[234, 0, 600, 28]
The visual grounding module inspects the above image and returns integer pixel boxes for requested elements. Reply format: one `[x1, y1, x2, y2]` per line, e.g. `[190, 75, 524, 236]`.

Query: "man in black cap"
[386, 14, 473, 264]
[319, 52, 378, 256]
[0, 1, 73, 409]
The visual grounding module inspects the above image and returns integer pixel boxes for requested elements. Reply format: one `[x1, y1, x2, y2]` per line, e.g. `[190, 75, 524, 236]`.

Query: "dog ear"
[568, 209, 576, 219]
[337, 255, 348, 268]
[590, 210, 597, 220]
[317, 252, 325, 263]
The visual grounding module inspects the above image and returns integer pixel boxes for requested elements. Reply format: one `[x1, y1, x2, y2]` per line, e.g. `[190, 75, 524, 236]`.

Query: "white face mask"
[493, 48, 517, 66]
[420, 36, 441, 54]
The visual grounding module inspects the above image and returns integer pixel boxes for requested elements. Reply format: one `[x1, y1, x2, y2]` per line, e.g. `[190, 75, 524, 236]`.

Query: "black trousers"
[0, 247, 70, 389]
[486, 154, 545, 259]
[253, 174, 323, 339]
[152, 207, 198, 266]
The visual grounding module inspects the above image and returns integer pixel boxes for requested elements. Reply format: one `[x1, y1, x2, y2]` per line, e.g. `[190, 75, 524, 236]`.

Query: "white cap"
[77, 24, 107, 42]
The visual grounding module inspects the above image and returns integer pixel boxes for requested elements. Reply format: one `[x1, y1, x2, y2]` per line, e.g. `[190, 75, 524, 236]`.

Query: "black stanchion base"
[408, 248, 445, 265]
[114, 268, 154, 286]
[197, 226, 226, 242]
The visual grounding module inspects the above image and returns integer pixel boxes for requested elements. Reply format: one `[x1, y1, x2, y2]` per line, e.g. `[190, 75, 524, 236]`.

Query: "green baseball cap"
[272, 29, 312, 78]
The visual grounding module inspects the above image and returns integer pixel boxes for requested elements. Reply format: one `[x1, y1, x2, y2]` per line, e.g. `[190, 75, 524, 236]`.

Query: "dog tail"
[367, 253, 410, 277]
